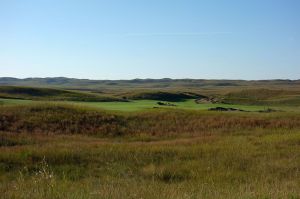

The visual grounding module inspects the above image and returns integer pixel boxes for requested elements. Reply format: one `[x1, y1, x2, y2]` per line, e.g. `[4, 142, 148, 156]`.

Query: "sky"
[0, 0, 299, 80]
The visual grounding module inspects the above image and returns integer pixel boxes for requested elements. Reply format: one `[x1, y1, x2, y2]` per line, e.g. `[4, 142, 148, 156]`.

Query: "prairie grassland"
[0, 104, 300, 198]
[0, 129, 300, 199]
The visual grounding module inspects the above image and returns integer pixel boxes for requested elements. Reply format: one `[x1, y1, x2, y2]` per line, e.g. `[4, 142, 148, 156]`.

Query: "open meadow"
[0, 80, 300, 198]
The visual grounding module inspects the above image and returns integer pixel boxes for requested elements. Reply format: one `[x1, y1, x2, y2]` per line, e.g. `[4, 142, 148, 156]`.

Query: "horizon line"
[0, 77, 299, 81]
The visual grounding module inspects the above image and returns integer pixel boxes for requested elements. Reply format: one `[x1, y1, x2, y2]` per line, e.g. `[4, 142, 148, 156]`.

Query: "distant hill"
[1, 78, 300, 105]
[0, 77, 299, 91]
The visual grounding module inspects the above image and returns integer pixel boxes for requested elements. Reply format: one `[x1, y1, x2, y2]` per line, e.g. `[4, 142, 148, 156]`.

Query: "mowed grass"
[78, 99, 268, 112]
[0, 98, 292, 112]
[0, 98, 33, 106]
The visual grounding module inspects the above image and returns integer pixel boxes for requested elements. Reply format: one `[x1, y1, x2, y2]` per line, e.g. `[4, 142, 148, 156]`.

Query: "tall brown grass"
[1, 104, 300, 198]
[1, 104, 300, 136]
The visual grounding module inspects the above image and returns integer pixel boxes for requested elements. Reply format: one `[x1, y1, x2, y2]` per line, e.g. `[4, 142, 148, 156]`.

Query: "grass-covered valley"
[0, 78, 300, 199]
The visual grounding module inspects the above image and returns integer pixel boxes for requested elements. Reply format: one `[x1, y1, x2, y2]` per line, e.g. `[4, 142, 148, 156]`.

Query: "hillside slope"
[0, 86, 124, 102]
[223, 89, 300, 106]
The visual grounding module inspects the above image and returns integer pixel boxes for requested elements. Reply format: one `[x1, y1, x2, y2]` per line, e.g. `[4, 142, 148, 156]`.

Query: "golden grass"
[0, 104, 300, 198]
[0, 128, 300, 198]
[1, 104, 300, 137]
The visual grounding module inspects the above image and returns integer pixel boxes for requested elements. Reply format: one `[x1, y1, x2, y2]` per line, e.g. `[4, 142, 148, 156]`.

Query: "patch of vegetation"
[0, 104, 125, 136]
[0, 133, 34, 147]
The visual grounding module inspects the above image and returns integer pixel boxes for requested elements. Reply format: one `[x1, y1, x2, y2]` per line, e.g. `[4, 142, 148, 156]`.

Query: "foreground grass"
[0, 129, 300, 199]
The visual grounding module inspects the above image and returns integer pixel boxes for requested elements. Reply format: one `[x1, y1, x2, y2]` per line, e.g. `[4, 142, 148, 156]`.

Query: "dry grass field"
[0, 81, 300, 198]
[0, 103, 300, 199]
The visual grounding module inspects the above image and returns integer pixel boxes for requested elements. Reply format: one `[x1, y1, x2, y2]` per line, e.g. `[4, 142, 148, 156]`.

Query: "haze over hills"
[0, 77, 299, 90]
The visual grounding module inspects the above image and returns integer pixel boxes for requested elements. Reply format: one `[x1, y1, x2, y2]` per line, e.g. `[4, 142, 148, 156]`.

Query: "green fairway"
[0, 98, 33, 106]
[0, 98, 293, 112]
[74, 99, 268, 112]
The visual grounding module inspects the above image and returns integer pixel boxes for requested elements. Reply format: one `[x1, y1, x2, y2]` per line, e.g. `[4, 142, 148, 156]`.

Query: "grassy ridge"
[0, 86, 123, 102]
[1, 104, 300, 136]
[223, 89, 300, 106]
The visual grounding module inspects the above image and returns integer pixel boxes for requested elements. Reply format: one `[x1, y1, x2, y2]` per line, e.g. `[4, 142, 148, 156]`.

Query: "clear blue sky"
[1, 0, 299, 80]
